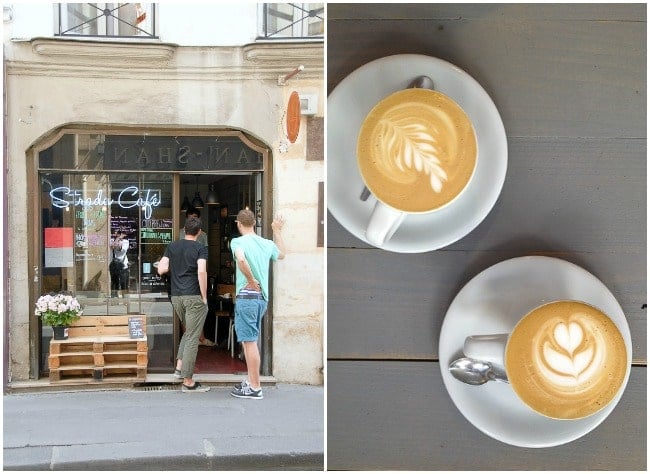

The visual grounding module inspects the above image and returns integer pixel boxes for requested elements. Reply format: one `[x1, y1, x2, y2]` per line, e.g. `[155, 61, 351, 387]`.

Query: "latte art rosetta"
[535, 317, 605, 387]
[357, 89, 477, 213]
[374, 106, 455, 193]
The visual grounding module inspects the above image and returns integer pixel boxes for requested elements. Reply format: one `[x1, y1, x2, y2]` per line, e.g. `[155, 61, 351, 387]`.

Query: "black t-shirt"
[163, 239, 208, 296]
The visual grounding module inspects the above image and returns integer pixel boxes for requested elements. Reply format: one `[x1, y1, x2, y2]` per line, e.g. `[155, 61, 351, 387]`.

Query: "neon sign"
[50, 186, 161, 219]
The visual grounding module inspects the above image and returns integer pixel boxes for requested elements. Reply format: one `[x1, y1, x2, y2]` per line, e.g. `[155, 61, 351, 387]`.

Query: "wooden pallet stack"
[48, 315, 147, 383]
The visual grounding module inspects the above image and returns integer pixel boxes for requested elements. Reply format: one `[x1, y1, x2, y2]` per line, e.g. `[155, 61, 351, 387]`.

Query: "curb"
[4, 449, 324, 471]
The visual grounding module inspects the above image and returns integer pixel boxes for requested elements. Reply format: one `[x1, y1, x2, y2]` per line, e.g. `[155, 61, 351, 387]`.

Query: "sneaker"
[173, 369, 182, 379]
[230, 385, 263, 399]
[199, 339, 215, 347]
[182, 382, 210, 392]
[234, 379, 250, 390]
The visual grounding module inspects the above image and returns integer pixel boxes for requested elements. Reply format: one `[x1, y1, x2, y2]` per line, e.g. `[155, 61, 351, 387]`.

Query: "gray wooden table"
[326, 4, 646, 470]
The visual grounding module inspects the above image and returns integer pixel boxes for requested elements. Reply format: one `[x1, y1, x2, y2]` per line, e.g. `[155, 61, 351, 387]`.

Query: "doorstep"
[145, 373, 277, 386]
[5, 374, 277, 394]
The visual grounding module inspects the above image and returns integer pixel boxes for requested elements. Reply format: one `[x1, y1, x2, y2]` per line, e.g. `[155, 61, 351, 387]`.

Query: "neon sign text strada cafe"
[50, 186, 161, 219]
[103, 135, 264, 172]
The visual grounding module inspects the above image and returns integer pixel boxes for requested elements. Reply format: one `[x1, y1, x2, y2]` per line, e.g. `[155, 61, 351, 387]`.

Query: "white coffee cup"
[464, 300, 630, 420]
[357, 88, 478, 247]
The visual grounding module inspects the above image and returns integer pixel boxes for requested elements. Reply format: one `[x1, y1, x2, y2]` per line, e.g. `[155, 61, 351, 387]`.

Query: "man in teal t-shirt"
[229, 209, 286, 399]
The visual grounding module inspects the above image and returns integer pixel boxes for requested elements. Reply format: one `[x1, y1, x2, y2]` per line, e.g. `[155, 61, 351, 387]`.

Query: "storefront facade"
[4, 7, 324, 387]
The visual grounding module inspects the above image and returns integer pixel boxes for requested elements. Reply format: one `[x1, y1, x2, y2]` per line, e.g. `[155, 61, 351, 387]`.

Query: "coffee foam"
[506, 301, 628, 420]
[357, 89, 477, 213]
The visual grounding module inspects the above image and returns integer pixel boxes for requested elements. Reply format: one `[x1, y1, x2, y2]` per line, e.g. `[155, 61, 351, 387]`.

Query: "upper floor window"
[55, 3, 156, 38]
[260, 3, 324, 40]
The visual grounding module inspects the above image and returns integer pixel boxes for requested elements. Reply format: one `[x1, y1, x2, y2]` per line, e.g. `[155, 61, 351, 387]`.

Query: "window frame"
[55, 3, 158, 39]
[258, 3, 324, 41]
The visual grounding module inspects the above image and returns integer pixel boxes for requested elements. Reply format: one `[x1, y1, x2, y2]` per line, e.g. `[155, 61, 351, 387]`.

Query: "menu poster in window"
[140, 218, 173, 245]
[110, 215, 138, 248]
[73, 205, 108, 263]
[141, 217, 173, 293]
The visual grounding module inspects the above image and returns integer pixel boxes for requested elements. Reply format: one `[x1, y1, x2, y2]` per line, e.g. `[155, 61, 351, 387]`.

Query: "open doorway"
[177, 173, 260, 375]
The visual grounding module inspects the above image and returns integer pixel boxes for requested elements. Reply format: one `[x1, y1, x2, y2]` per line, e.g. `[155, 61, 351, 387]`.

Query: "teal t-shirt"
[230, 233, 280, 301]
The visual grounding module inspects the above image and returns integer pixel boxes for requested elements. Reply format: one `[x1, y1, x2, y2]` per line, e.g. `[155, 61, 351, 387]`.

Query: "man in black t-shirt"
[157, 216, 210, 392]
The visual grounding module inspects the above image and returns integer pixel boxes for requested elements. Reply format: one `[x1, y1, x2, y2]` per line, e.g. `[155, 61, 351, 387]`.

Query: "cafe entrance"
[32, 129, 272, 380]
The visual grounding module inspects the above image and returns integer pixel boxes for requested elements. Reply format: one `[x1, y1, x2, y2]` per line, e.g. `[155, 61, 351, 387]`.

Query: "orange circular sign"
[287, 91, 301, 143]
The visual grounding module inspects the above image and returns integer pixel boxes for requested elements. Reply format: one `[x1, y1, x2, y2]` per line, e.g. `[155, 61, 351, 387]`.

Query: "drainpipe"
[3, 43, 10, 392]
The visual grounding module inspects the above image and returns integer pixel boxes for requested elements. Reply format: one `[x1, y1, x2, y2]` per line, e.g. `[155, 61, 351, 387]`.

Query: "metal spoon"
[359, 75, 435, 201]
[448, 357, 509, 385]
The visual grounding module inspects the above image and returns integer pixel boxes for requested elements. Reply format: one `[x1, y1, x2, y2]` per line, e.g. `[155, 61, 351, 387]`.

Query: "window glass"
[56, 3, 155, 38]
[39, 134, 263, 173]
[261, 3, 324, 39]
[39, 171, 174, 372]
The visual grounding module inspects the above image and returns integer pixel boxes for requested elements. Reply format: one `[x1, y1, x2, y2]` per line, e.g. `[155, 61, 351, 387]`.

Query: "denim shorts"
[234, 298, 268, 342]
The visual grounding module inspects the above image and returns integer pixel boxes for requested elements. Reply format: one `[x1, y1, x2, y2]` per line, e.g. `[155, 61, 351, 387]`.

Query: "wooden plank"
[69, 315, 147, 332]
[327, 361, 647, 470]
[328, 138, 646, 255]
[68, 327, 128, 337]
[328, 3, 646, 21]
[101, 366, 146, 379]
[102, 341, 148, 352]
[103, 354, 147, 366]
[327, 248, 647, 362]
[50, 364, 101, 371]
[48, 354, 94, 370]
[327, 16, 645, 139]
[49, 365, 146, 383]
[49, 341, 94, 355]
[70, 315, 132, 327]
[51, 335, 147, 343]
[48, 367, 95, 383]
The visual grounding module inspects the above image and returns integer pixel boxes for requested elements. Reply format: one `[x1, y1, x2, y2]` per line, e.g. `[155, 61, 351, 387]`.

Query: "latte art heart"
[538, 318, 604, 385]
[505, 301, 627, 419]
[553, 321, 583, 355]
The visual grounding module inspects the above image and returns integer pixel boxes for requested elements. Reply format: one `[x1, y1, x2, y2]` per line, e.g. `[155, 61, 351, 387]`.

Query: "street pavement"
[3, 384, 324, 470]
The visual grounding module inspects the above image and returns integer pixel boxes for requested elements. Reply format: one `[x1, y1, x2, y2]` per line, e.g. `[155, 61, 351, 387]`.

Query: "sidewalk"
[3, 384, 324, 470]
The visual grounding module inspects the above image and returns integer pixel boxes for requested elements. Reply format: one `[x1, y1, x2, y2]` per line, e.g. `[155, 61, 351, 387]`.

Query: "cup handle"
[463, 334, 509, 366]
[365, 201, 405, 247]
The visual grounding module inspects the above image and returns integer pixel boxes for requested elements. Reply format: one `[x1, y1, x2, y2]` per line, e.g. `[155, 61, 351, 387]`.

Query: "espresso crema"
[357, 88, 477, 213]
[505, 301, 628, 420]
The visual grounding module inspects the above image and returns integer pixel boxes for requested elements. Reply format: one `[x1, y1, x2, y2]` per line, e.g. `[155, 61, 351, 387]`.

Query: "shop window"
[259, 3, 324, 40]
[55, 3, 156, 38]
[36, 131, 268, 375]
[40, 172, 172, 309]
[39, 171, 174, 373]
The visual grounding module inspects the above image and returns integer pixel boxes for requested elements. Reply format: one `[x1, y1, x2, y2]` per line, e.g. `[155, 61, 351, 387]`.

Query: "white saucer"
[438, 256, 632, 448]
[327, 54, 508, 253]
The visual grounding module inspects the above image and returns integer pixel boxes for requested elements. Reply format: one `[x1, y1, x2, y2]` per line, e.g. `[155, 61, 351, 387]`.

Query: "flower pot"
[52, 326, 69, 340]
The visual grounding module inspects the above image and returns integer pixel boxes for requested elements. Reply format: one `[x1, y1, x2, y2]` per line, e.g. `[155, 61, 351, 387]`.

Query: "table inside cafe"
[326, 4, 646, 470]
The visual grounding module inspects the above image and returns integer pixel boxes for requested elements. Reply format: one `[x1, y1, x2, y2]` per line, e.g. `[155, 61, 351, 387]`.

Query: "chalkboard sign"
[128, 316, 145, 339]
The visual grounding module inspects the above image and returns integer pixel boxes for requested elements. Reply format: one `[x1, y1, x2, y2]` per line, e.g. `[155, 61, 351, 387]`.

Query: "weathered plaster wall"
[5, 39, 324, 384]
